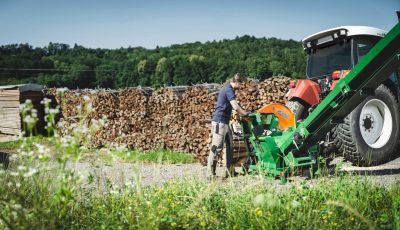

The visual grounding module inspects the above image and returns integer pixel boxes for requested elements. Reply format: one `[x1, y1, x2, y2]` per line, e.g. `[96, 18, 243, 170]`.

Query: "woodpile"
[235, 79, 260, 111]
[114, 87, 152, 148]
[46, 76, 291, 165]
[180, 85, 218, 163]
[258, 76, 291, 105]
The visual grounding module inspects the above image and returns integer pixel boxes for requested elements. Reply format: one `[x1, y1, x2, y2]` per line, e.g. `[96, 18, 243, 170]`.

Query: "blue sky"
[0, 0, 399, 49]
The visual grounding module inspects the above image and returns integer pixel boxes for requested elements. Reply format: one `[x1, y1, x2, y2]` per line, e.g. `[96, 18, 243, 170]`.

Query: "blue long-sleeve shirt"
[212, 84, 236, 124]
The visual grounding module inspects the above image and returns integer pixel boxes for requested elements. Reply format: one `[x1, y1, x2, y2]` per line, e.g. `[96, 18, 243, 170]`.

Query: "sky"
[0, 0, 399, 49]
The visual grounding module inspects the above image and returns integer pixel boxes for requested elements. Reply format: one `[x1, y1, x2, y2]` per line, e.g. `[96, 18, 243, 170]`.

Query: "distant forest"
[0, 35, 307, 89]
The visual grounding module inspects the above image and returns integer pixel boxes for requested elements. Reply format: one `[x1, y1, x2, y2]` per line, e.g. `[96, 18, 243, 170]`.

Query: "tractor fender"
[285, 79, 321, 106]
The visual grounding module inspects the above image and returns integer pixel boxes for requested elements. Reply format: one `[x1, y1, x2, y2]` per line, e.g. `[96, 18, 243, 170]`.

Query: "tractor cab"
[304, 26, 385, 80]
[286, 26, 386, 108]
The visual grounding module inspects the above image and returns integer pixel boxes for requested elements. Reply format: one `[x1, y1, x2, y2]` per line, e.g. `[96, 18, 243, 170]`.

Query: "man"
[207, 73, 248, 179]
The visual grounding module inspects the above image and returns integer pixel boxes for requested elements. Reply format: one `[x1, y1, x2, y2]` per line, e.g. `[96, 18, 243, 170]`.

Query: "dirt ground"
[67, 155, 400, 190]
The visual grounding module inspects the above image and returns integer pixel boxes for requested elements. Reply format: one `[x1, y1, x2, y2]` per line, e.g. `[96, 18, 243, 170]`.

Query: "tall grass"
[0, 92, 398, 229]
[1, 165, 399, 229]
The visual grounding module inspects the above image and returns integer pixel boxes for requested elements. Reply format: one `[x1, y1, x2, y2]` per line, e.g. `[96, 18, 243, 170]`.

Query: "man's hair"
[231, 73, 246, 83]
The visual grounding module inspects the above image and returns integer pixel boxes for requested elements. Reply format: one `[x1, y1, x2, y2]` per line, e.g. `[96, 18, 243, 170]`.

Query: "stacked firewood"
[235, 79, 260, 111]
[258, 76, 291, 105]
[180, 85, 219, 163]
[146, 87, 185, 150]
[89, 90, 119, 147]
[45, 77, 291, 164]
[115, 87, 152, 148]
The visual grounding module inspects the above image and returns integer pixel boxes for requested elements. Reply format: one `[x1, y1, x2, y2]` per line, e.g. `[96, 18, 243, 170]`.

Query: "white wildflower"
[56, 87, 68, 95]
[41, 97, 52, 104]
[17, 166, 26, 171]
[49, 108, 59, 114]
[253, 194, 266, 206]
[31, 109, 38, 117]
[34, 143, 46, 154]
[24, 168, 38, 178]
[85, 103, 93, 112]
[23, 115, 35, 124]
[109, 190, 118, 195]
[83, 95, 91, 102]
[291, 200, 300, 208]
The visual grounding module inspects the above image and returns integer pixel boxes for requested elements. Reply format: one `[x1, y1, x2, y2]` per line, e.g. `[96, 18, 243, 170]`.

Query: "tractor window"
[354, 36, 379, 64]
[306, 39, 352, 79]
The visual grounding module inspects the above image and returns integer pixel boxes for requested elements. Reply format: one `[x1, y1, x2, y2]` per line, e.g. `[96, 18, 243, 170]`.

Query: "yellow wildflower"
[255, 207, 263, 216]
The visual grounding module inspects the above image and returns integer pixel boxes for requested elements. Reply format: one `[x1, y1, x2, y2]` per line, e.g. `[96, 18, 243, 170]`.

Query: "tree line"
[0, 35, 307, 89]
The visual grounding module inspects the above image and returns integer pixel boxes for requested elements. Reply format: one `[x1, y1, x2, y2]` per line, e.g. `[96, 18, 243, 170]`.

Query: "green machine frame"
[240, 22, 400, 180]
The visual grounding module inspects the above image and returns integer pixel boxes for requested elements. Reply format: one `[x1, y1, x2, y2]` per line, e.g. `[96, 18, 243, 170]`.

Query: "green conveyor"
[280, 22, 400, 154]
[240, 22, 400, 179]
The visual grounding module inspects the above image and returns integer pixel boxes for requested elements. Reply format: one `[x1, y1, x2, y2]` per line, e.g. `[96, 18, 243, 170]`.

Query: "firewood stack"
[258, 76, 291, 105]
[146, 87, 185, 150]
[180, 85, 218, 164]
[89, 90, 120, 146]
[235, 79, 260, 112]
[44, 76, 292, 164]
[116, 87, 152, 149]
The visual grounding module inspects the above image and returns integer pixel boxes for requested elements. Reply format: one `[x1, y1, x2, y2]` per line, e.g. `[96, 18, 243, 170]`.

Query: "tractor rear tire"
[337, 85, 400, 166]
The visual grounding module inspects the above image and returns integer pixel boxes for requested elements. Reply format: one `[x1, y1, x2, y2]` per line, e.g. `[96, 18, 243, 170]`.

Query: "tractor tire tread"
[338, 85, 399, 166]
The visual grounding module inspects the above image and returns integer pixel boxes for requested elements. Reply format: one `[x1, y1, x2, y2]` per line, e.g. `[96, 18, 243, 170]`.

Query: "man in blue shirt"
[208, 73, 248, 179]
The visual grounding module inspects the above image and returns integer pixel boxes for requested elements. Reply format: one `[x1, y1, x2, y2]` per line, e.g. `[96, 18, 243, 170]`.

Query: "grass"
[0, 136, 195, 164]
[74, 147, 195, 164]
[1, 162, 399, 229]
[112, 149, 196, 164]
[0, 136, 47, 149]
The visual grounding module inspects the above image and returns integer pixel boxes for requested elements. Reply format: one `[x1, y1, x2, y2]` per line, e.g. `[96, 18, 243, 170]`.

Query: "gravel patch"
[66, 156, 400, 191]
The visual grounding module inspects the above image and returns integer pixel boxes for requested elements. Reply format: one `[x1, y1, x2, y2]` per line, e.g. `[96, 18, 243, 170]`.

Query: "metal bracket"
[340, 83, 351, 95]
[329, 101, 338, 108]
